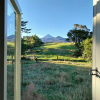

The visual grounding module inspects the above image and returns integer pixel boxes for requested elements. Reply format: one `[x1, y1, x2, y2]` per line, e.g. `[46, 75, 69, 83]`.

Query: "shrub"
[72, 50, 82, 57]
[25, 35, 44, 49]
[21, 57, 30, 60]
[82, 38, 92, 62]
[21, 35, 44, 55]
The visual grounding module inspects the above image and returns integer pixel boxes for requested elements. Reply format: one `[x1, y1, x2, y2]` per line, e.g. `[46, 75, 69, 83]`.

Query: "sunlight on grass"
[7, 42, 92, 100]
[21, 61, 92, 100]
[41, 43, 77, 50]
[21, 42, 92, 100]
[7, 42, 15, 49]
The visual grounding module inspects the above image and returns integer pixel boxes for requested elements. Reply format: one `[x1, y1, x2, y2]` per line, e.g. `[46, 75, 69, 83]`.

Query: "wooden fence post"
[57, 56, 58, 60]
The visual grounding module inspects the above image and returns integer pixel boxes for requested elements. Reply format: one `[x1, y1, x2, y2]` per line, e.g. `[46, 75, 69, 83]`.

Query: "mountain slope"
[7, 35, 15, 41]
[41, 34, 67, 43]
[43, 34, 54, 38]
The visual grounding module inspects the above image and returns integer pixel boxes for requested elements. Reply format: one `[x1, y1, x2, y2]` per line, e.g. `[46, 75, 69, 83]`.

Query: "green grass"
[21, 61, 92, 100]
[7, 42, 92, 100]
[7, 42, 15, 100]
[7, 42, 15, 60]
[7, 64, 14, 100]
[7, 42, 15, 49]
[26, 43, 89, 65]
[21, 42, 92, 100]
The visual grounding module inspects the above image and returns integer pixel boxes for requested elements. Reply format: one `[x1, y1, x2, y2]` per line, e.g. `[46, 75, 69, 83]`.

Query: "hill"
[41, 34, 67, 43]
[7, 35, 15, 41]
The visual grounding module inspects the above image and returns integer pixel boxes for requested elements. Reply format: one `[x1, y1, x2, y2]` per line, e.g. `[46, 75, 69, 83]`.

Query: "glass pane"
[7, 1, 16, 100]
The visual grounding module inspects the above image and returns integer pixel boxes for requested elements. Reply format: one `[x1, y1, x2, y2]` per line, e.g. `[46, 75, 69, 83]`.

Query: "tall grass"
[21, 62, 92, 100]
[7, 64, 14, 100]
[7, 42, 92, 100]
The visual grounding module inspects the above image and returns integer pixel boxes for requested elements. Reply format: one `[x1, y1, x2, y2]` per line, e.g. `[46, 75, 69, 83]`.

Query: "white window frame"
[9, 0, 21, 100]
[0, 0, 21, 100]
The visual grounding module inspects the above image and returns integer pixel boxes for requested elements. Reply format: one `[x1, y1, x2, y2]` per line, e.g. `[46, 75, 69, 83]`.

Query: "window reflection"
[7, 1, 15, 100]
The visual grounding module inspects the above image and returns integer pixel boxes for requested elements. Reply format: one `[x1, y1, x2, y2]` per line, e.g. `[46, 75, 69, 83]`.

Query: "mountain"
[7, 34, 68, 43]
[7, 35, 15, 41]
[43, 34, 54, 38]
[41, 34, 67, 43]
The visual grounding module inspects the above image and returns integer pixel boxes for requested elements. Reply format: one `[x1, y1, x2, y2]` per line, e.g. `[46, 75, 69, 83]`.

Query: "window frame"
[0, 0, 21, 100]
[9, 0, 21, 100]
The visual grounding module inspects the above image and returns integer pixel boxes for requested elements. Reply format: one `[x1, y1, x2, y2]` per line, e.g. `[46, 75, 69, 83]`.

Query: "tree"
[21, 20, 31, 55]
[21, 15, 44, 55]
[23, 35, 44, 49]
[74, 24, 90, 31]
[66, 24, 93, 51]
[21, 39, 27, 55]
[21, 21, 31, 34]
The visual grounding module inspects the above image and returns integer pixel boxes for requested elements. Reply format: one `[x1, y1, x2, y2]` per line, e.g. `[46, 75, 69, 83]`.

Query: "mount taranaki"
[41, 34, 67, 43]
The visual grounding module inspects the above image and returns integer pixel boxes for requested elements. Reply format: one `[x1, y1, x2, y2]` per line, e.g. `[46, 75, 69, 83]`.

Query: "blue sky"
[17, 0, 93, 38]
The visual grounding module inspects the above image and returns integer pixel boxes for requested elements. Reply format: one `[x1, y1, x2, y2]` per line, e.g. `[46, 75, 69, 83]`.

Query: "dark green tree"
[23, 35, 44, 49]
[66, 24, 93, 51]
[21, 20, 31, 55]
[74, 24, 90, 31]
[21, 39, 27, 55]
[21, 21, 31, 34]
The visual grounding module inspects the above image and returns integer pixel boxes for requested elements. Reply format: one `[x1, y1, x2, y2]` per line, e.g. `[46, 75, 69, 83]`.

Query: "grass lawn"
[7, 42, 15, 100]
[21, 61, 92, 100]
[7, 42, 92, 100]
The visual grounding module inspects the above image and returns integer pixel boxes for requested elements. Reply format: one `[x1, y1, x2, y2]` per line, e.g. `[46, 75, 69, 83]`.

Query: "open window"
[0, 0, 21, 100]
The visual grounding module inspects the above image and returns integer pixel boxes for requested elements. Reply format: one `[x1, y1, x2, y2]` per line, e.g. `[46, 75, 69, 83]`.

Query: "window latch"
[89, 67, 100, 78]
